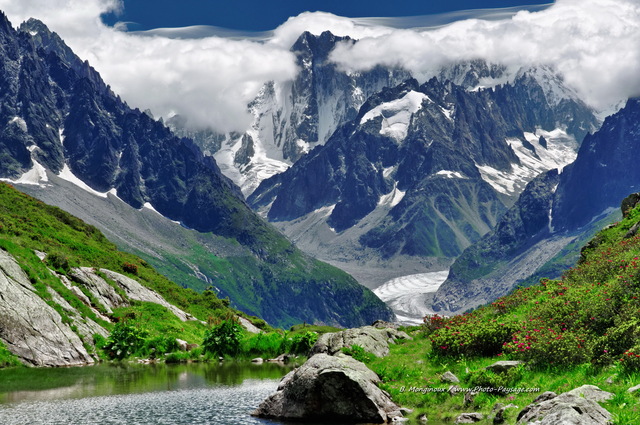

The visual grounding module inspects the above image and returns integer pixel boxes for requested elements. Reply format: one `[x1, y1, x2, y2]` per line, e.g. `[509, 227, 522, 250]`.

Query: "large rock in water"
[0, 250, 94, 366]
[253, 353, 401, 423]
[517, 385, 613, 425]
[310, 326, 412, 358]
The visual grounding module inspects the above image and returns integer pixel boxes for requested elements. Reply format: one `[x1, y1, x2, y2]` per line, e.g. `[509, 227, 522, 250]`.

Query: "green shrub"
[467, 363, 525, 391]
[242, 332, 284, 358]
[122, 262, 138, 275]
[47, 252, 70, 272]
[592, 319, 640, 365]
[341, 345, 375, 363]
[430, 317, 517, 357]
[289, 331, 318, 355]
[93, 333, 107, 350]
[143, 336, 179, 359]
[202, 320, 243, 356]
[0, 341, 22, 368]
[103, 322, 149, 360]
[165, 352, 189, 364]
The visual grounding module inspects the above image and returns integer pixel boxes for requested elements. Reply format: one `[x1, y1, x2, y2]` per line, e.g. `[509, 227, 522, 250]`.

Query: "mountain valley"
[0, 14, 392, 328]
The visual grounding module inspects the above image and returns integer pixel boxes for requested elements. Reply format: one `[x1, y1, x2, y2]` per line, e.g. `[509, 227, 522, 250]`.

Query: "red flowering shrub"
[619, 345, 640, 373]
[122, 262, 138, 275]
[503, 323, 590, 366]
[430, 316, 518, 357]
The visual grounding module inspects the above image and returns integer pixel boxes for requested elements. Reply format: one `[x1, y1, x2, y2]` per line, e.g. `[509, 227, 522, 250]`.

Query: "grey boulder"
[253, 353, 401, 423]
[517, 385, 613, 425]
[310, 326, 411, 358]
[485, 360, 523, 374]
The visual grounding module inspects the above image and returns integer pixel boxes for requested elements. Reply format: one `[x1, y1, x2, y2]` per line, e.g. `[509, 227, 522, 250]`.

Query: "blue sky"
[102, 0, 553, 31]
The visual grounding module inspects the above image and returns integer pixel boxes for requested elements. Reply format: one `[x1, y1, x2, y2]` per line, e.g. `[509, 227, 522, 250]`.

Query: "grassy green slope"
[0, 182, 245, 327]
[362, 197, 640, 424]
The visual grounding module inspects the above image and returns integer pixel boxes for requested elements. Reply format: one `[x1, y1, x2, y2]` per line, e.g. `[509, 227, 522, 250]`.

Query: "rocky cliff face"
[171, 31, 410, 195]
[0, 249, 199, 367]
[434, 98, 640, 314]
[0, 249, 94, 367]
[0, 14, 392, 328]
[248, 73, 597, 278]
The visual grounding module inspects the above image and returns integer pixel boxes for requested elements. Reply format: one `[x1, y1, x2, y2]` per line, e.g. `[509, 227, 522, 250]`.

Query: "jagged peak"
[0, 10, 14, 34]
[19, 17, 81, 69]
[291, 29, 351, 61]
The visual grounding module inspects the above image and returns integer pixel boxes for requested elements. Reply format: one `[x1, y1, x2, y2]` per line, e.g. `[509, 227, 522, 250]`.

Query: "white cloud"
[329, 0, 640, 112]
[0, 0, 297, 132]
[0, 0, 637, 133]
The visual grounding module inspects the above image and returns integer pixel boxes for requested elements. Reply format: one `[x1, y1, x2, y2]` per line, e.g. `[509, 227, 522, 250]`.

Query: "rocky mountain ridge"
[0, 13, 392, 327]
[434, 98, 640, 314]
[247, 70, 598, 287]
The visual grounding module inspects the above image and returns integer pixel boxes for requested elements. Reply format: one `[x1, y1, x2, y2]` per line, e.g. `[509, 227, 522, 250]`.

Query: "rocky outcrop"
[252, 353, 401, 423]
[517, 385, 613, 425]
[46, 286, 109, 352]
[56, 273, 112, 323]
[99, 269, 197, 322]
[485, 360, 524, 374]
[238, 316, 261, 334]
[621, 192, 640, 218]
[0, 250, 94, 367]
[70, 267, 126, 314]
[68, 268, 199, 323]
[310, 326, 412, 358]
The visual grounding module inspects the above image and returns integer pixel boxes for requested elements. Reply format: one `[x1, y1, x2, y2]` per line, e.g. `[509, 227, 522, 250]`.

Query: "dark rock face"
[252, 353, 401, 423]
[3, 16, 246, 240]
[621, 192, 640, 218]
[0, 15, 393, 328]
[169, 31, 410, 196]
[553, 98, 640, 231]
[262, 30, 411, 164]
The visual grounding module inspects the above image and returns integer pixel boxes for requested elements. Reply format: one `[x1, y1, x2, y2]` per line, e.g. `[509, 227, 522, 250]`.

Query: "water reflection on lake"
[0, 362, 293, 425]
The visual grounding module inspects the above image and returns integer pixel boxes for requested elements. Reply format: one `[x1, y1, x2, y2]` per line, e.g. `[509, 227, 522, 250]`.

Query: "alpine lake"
[0, 361, 356, 425]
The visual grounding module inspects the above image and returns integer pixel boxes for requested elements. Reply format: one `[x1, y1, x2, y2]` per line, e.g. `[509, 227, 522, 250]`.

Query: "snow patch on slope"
[374, 270, 450, 325]
[1, 159, 49, 186]
[477, 128, 578, 196]
[361, 91, 430, 142]
[57, 166, 118, 199]
[378, 183, 405, 207]
[435, 170, 466, 179]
